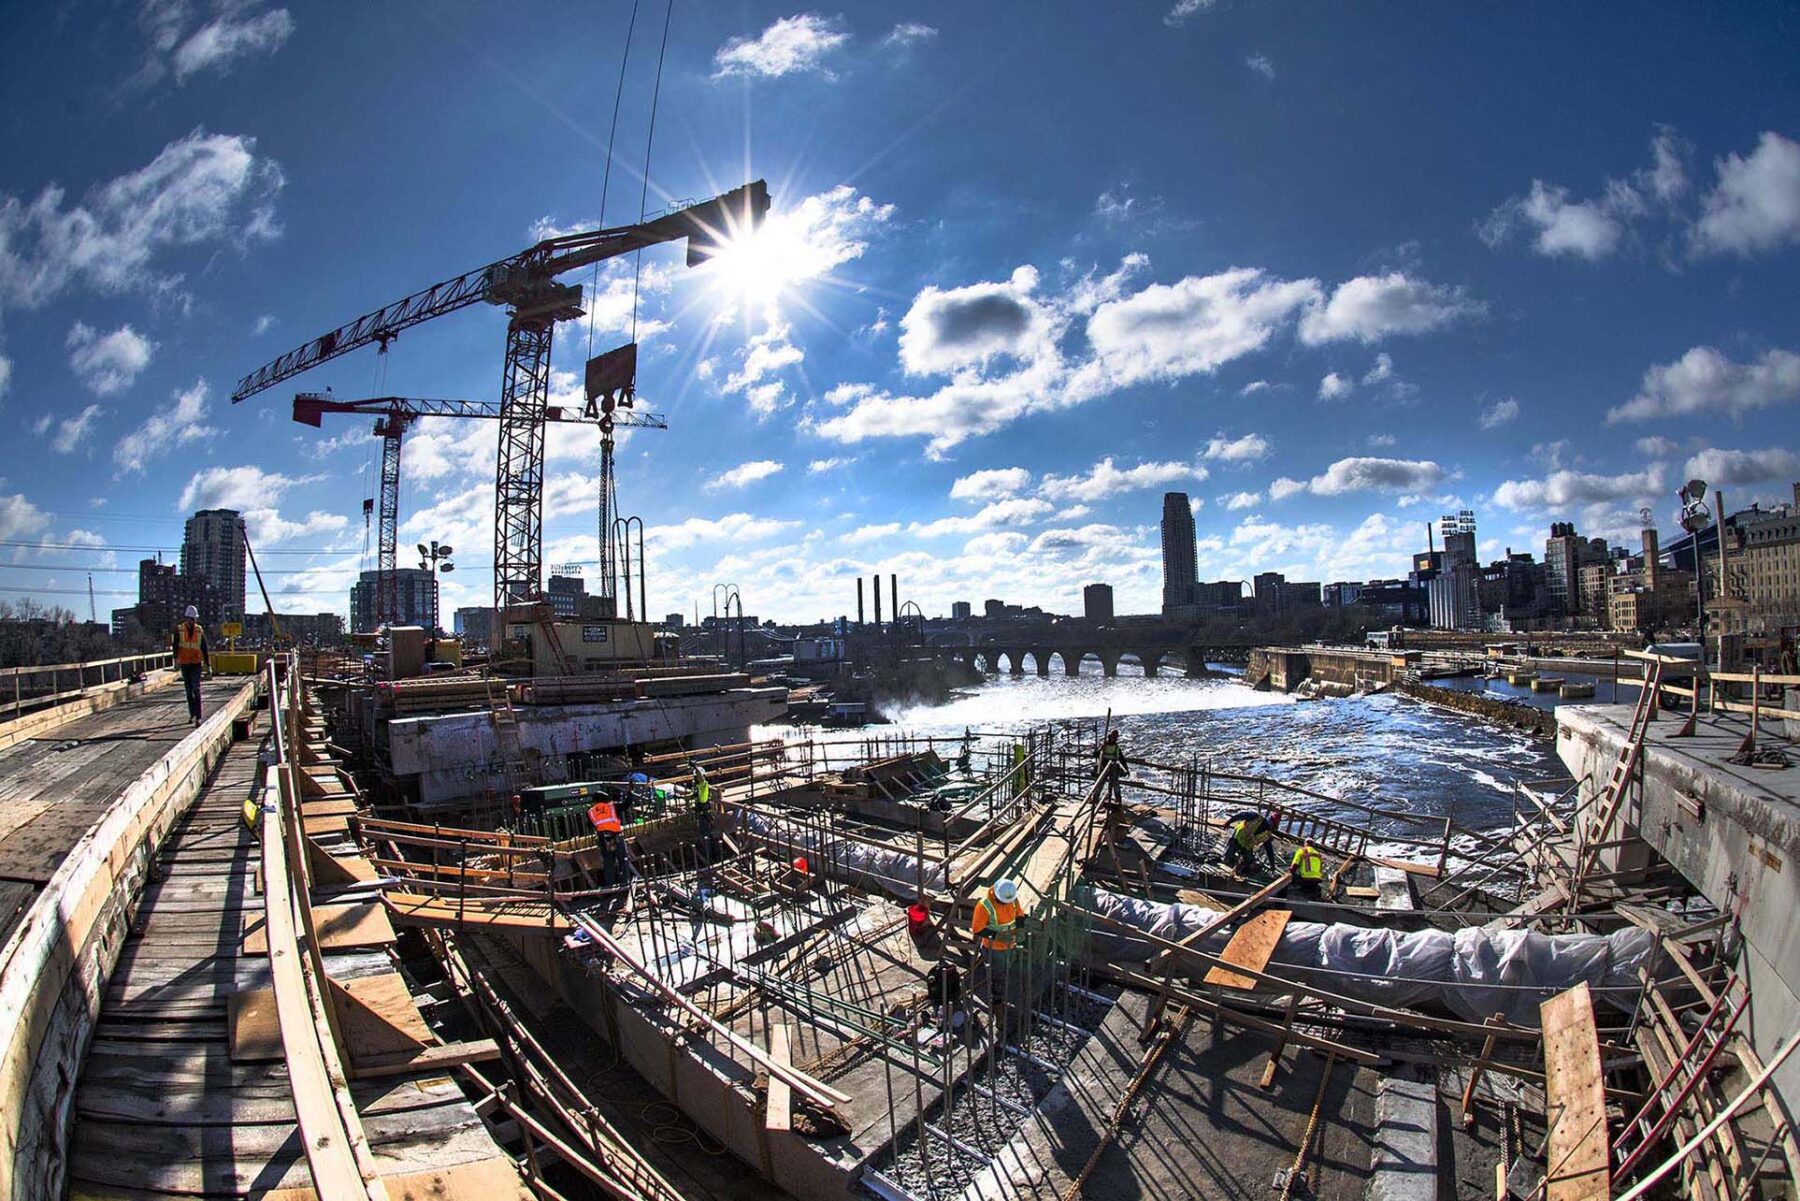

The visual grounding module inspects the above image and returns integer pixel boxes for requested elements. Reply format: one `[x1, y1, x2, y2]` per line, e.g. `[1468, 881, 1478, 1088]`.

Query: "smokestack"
[856, 578, 865, 627]
[890, 573, 898, 626]
[1427, 520, 1435, 555]
[873, 574, 883, 628]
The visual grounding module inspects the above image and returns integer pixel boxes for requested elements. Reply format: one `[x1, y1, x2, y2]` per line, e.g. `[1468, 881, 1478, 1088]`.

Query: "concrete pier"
[1557, 703, 1800, 1105]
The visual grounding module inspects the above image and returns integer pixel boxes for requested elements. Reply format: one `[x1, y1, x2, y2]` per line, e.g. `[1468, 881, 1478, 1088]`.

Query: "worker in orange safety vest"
[971, 878, 1022, 1010]
[589, 798, 628, 891]
[171, 605, 211, 726]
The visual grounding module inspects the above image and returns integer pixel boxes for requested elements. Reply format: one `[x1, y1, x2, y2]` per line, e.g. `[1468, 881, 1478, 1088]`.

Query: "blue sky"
[2, 1, 1798, 624]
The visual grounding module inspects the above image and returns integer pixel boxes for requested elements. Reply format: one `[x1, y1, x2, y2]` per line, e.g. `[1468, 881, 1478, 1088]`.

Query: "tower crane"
[235, 181, 768, 612]
[293, 390, 667, 628]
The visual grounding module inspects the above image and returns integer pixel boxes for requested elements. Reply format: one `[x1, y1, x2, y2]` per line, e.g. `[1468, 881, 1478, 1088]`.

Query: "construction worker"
[588, 797, 628, 890]
[1096, 729, 1129, 806]
[621, 770, 651, 825]
[971, 877, 1021, 1010]
[1222, 810, 1278, 877]
[1290, 836, 1324, 899]
[925, 956, 967, 1034]
[692, 764, 718, 865]
[171, 605, 210, 725]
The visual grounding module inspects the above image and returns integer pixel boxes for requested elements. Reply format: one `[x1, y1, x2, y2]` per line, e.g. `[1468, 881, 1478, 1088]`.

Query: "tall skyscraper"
[1083, 583, 1115, 622]
[1161, 493, 1198, 615]
[181, 509, 246, 624]
[350, 567, 438, 633]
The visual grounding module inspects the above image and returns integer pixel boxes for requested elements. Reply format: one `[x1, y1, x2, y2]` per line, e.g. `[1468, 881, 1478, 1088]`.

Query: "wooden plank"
[766, 1024, 792, 1132]
[1148, 871, 1293, 974]
[1202, 908, 1293, 990]
[349, 1039, 502, 1081]
[259, 1157, 531, 1201]
[241, 900, 396, 955]
[1541, 982, 1611, 1201]
[381, 891, 571, 934]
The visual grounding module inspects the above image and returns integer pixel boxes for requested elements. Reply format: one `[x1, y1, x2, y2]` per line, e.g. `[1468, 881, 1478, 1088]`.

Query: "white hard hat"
[993, 878, 1018, 904]
[184, 605, 199, 620]
[694, 763, 708, 777]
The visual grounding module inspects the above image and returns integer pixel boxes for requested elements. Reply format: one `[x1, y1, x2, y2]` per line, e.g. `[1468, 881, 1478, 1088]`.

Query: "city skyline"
[1, 4, 1798, 624]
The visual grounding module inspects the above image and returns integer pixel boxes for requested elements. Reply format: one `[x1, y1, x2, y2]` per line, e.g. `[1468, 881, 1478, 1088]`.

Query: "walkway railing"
[258, 653, 391, 1201]
[0, 652, 173, 718]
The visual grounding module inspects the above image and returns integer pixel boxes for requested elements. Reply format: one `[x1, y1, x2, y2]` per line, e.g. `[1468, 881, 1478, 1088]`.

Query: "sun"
[696, 210, 817, 313]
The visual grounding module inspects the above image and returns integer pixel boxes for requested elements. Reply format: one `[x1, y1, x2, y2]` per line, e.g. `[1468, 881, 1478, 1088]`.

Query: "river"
[758, 670, 1573, 837]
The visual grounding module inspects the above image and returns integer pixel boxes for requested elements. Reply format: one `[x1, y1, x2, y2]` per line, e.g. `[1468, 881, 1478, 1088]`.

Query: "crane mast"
[240, 181, 768, 614]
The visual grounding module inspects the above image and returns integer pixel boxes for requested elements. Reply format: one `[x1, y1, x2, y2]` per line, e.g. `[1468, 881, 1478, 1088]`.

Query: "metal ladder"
[1569, 658, 1663, 901]
[485, 678, 529, 796]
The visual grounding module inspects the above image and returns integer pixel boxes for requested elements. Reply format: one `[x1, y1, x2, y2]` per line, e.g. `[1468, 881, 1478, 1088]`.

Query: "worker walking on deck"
[692, 763, 719, 865]
[971, 878, 1022, 1013]
[1290, 836, 1324, 899]
[172, 605, 211, 726]
[1222, 810, 1278, 877]
[1096, 729, 1129, 806]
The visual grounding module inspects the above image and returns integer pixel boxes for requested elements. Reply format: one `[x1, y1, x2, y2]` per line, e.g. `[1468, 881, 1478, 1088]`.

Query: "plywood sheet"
[1203, 909, 1292, 990]
[1541, 982, 1610, 1201]
[230, 972, 433, 1062]
[240, 900, 395, 955]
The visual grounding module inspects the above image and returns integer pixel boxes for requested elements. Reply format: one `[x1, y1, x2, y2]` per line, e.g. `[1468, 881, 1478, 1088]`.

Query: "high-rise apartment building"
[180, 509, 246, 625]
[1160, 492, 1198, 615]
[950, 601, 972, 621]
[350, 567, 438, 633]
[1083, 583, 1114, 622]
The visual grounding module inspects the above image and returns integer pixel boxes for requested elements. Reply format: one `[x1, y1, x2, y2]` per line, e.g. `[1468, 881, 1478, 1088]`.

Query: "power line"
[588, 0, 642, 361]
[0, 538, 357, 556]
[630, 0, 676, 344]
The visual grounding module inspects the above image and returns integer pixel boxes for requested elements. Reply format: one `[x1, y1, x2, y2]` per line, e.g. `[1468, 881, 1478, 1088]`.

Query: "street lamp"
[418, 540, 454, 635]
[1677, 480, 1712, 657]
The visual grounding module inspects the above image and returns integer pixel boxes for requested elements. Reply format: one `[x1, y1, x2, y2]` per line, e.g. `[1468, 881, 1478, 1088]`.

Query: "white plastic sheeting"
[1087, 888, 1654, 1027]
[732, 810, 947, 898]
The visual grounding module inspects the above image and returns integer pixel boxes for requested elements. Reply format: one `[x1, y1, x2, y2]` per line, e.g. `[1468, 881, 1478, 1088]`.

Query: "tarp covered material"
[732, 811, 947, 898]
[1086, 888, 1654, 1028]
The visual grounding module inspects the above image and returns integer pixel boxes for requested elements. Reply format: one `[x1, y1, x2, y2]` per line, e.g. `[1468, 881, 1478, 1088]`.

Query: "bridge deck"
[0, 679, 245, 947]
[65, 711, 526, 1199]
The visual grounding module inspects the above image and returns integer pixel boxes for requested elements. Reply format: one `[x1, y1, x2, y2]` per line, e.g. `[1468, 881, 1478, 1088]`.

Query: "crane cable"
[587, 0, 642, 361]
[631, 0, 676, 344]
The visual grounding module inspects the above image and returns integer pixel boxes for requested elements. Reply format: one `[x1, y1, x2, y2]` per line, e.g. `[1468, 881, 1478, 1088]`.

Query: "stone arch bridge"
[922, 632, 1255, 679]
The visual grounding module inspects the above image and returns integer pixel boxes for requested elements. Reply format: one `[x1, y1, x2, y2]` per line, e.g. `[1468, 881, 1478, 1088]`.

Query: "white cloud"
[713, 14, 849, 80]
[1239, 380, 1270, 396]
[0, 353, 10, 396]
[705, 459, 785, 491]
[252, 312, 274, 335]
[1303, 456, 1447, 497]
[908, 497, 1053, 538]
[651, 512, 803, 551]
[1245, 54, 1275, 80]
[1318, 371, 1353, 400]
[0, 128, 283, 310]
[114, 377, 215, 473]
[1202, 432, 1270, 463]
[842, 522, 902, 544]
[1298, 273, 1483, 344]
[1038, 457, 1205, 502]
[1682, 446, 1800, 487]
[808, 457, 849, 473]
[1362, 353, 1394, 384]
[1692, 132, 1800, 257]
[900, 267, 1055, 376]
[950, 467, 1032, 502]
[1478, 397, 1520, 429]
[1221, 490, 1261, 510]
[722, 320, 804, 415]
[1165, 0, 1216, 25]
[1366, 433, 1396, 448]
[1492, 466, 1665, 510]
[882, 22, 937, 47]
[1608, 346, 1800, 423]
[1094, 188, 1137, 223]
[0, 492, 50, 541]
[1481, 128, 1691, 261]
[1268, 477, 1306, 500]
[1088, 267, 1321, 384]
[176, 463, 342, 545]
[171, 8, 295, 83]
[38, 403, 103, 454]
[66, 321, 153, 395]
[1635, 435, 1682, 457]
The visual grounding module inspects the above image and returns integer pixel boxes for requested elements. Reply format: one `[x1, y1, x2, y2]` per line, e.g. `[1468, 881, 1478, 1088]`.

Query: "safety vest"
[588, 800, 622, 834]
[1292, 845, 1323, 881]
[1233, 819, 1270, 850]
[176, 622, 204, 665]
[694, 774, 713, 810]
[1100, 743, 1123, 764]
[973, 895, 1019, 951]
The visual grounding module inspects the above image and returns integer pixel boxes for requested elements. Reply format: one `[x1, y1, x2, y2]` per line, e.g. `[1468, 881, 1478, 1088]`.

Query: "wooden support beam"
[765, 1025, 792, 1133]
[1541, 983, 1611, 1201]
[1461, 1012, 1507, 1128]
[1148, 871, 1292, 974]
[351, 1039, 502, 1080]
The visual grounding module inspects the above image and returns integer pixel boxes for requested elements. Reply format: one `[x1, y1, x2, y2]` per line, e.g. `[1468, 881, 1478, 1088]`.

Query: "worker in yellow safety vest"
[1290, 837, 1324, 899]
[588, 799, 628, 891]
[171, 604, 211, 726]
[1222, 810, 1278, 877]
[1096, 729, 1129, 806]
[692, 764, 719, 865]
[971, 878, 1022, 1010]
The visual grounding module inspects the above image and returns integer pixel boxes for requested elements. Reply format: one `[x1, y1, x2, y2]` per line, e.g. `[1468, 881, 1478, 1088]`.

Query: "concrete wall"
[1557, 705, 1800, 1110]
[1248, 647, 1418, 693]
